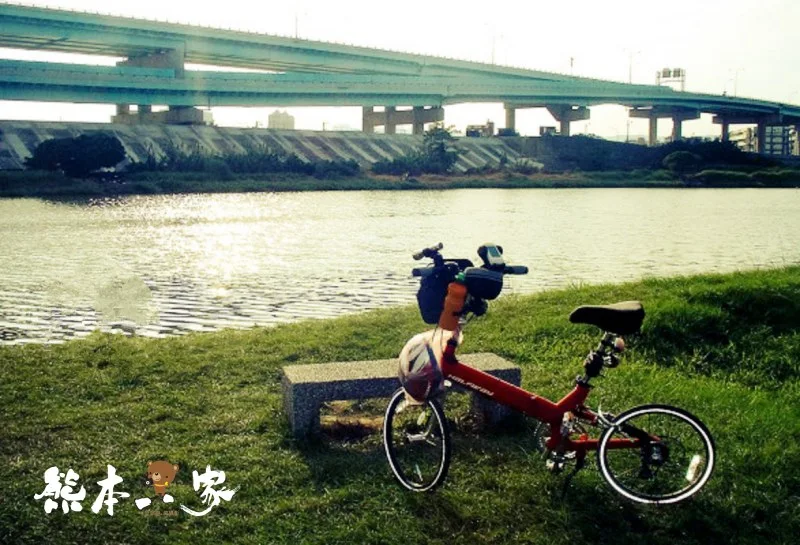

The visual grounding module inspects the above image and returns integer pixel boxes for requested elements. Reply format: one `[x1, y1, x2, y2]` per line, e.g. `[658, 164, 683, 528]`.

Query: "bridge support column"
[672, 116, 683, 141]
[505, 105, 516, 132]
[757, 121, 767, 154]
[412, 106, 425, 135]
[413, 106, 444, 134]
[630, 107, 700, 145]
[648, 115, 658, 146]
[362, 107, 375, 133]
[546, 106, 590, 137]
[362, 106, 443, 134]
[671, 111, 699, 141]
[721, 120, 730, 142]
[113, 46, 193, 125]
[384, 106, 397, 135]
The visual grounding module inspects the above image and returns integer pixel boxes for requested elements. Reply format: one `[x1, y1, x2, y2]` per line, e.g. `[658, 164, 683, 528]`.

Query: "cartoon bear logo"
[146, 460, 179, 497]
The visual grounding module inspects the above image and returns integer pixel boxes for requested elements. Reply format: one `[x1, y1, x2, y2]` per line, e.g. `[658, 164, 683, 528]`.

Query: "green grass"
[7, 167, 800, 198]
[0, 169, 688, 198]
[1, 267, 799, 544]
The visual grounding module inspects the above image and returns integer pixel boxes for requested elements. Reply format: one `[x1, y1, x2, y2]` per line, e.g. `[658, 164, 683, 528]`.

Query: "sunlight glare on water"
[1, 188, 799, 344]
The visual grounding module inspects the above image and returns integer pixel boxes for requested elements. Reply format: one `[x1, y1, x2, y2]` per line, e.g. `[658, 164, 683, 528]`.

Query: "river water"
[1, 188, 799, 345]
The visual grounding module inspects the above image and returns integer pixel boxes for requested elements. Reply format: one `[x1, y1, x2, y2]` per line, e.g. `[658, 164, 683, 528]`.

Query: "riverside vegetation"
[1, 266, 799, 545]
[2, 128, 799, 197]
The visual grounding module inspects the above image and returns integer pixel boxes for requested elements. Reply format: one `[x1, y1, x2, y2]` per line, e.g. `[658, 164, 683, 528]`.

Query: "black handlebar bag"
[416, 268, 452, 324]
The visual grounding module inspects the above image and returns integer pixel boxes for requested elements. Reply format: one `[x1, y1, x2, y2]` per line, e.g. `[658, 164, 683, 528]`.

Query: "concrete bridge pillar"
[630, 107, 699, 145]
[757, 121, 767, 154]
[384, 106, 397, 134]
[672, 116, 683, 141]
[114, 46, 196, 124]
[362, 106, 443, 134]
[546, 106, 590, 136]
[648, 115, 658, 147]
[413, 106, 444, 134]
[721, 120, 730, 142]
[670, 111, 700, 141]
[362, 106, 375, 133]
[412, 106, 425, 135]
[504, 106, 516, 132]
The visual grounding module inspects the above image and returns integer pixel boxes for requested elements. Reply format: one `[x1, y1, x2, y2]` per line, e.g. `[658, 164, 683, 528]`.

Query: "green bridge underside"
[0, 4, 799, 125]
[1, 59, 798, 120]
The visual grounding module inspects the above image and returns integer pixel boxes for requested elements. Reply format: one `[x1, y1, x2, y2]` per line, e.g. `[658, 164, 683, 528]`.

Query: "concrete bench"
[282, 353, 521, 437]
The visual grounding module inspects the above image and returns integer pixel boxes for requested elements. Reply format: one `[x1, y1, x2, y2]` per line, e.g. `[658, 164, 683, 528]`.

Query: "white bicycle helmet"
[398, 332, 444, 402]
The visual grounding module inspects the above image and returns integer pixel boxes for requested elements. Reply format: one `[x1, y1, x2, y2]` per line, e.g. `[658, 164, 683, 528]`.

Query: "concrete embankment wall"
[503, 135, 659, 171]
[0, 121, 523, 172]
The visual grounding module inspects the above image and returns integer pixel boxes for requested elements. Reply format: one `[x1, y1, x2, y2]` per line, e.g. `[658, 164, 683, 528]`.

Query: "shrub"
[662, 151, 703, 176]
[313, 159, 360, 178]
[25, 133, 126, 178]
[370, 124, 459, 175]
[749, 169, 800, 186]
[512, 158, 540, 175]
[691, 169, 753, 185]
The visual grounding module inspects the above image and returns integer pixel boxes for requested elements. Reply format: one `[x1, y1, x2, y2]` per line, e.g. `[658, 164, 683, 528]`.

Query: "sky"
[0, 0, 798, 139]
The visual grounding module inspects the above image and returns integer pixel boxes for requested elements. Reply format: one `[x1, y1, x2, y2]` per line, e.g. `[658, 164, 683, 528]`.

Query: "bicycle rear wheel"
[383, 388, 451, 492]
[598, 404, 715, 504]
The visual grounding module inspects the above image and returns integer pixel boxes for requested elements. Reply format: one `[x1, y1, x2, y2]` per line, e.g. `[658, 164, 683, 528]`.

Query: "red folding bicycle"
[383, 243, 715, 505]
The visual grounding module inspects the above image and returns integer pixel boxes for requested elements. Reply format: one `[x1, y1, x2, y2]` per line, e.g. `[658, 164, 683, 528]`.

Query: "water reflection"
[1, 188, 799, 344]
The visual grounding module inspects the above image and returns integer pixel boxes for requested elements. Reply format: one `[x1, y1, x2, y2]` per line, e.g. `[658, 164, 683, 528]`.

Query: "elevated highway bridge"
[1, 3, 799, 151]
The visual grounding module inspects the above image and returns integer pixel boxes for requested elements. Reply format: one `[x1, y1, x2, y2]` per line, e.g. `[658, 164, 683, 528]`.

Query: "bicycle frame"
[439, 324, 641, 457]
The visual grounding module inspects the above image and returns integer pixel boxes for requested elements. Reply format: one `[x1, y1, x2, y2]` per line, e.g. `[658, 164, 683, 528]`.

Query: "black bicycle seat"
[569, 301, 645, 334]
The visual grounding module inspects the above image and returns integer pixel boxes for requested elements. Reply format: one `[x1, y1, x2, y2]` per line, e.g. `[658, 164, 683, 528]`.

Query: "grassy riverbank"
[0, 169, 683, 197]
[5, 167, 799, 199]
[2, 169, 799, 199]
[2, 267, 799, 544]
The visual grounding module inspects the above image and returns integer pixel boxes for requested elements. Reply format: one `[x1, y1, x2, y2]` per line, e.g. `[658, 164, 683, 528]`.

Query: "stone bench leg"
[282, 379, 324, 437]
[469, 368, 522, 426]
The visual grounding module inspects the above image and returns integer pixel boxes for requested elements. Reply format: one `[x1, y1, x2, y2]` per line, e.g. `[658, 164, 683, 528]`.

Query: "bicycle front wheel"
[598, 404, 715, 505]
[383, 388, 451, 492]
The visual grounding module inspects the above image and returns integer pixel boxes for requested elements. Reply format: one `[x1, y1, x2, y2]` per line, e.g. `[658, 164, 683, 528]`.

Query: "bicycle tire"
[598, 404, 715, 504]
[383, 388, 451, 492]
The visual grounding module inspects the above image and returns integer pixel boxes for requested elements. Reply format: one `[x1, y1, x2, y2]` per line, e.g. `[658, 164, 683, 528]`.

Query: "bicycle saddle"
[569, 301, 645, 334]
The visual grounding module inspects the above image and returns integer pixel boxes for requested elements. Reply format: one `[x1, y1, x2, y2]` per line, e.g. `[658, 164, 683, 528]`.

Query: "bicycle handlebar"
[411, 255, 528, 277]
[413, 243, 443, 261]
[504, 265, 528, 275]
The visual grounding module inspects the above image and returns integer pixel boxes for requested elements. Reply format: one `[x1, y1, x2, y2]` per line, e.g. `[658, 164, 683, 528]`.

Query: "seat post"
[594, 332, 616, 355]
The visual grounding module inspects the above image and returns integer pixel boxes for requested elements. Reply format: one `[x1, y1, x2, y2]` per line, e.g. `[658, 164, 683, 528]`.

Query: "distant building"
[466, 120, 495, 137]
[729, 127, 756, 153]
[794, 127, 800, 156]
[729, 126, 797, 155]
[268, 110, 295, 130]
[763, 126, 792, 156]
